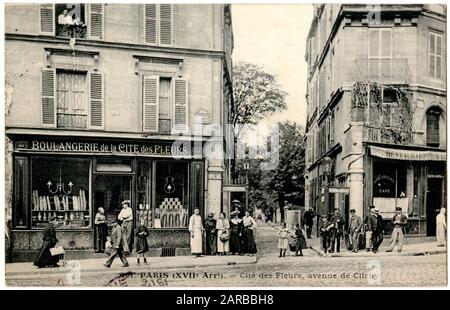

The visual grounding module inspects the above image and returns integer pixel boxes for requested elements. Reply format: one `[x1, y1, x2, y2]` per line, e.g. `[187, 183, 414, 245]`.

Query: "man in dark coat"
[372, 208, 384, 253]
[319, 215, 333, 254]
[204, 212, 217, 255]
[303, 207, 316, 239]
[329, 208, 345, 253]
[34, 215, 60, 268]
[104, 219, 129, 268]
[386, 207, 408, 252]
[364, 205, 378, 252]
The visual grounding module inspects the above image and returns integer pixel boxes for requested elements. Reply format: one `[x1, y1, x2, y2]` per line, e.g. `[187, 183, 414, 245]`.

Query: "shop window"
[55, 4, 87, 38]
[426, 107, 441, 147]
[31, 157, 91, 229]
[373, 161, 408, 214]
[56, 70, 88, 129]
[136, 160, 151, 226]
[151, 161, 189, 228]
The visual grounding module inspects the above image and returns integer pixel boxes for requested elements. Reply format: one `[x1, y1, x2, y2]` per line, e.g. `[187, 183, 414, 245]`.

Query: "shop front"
[8, 135, 206, 261]
[365, 145, 446, 236]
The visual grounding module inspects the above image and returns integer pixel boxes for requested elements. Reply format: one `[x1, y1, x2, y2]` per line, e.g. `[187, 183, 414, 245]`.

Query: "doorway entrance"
[426, 177, 443, 236]
[94, 175, 132, 228]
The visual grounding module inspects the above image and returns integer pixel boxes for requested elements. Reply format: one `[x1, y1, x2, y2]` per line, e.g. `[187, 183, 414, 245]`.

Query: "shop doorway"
[94, 175, 132, 228]
[426, 177, 443, 236]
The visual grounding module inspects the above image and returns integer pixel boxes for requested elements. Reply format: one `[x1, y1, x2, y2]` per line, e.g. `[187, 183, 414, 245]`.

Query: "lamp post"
[243, 160, 250, 211]
[317, 156, 332, 237]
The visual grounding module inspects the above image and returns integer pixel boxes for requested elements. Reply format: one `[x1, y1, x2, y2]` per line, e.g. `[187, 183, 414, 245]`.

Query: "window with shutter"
[89, 72, 104, 129]
[41, 69, 56, 127]
[55, 4, 87, 39]
[89, 3, 104, 40]
[159, 4, 173, 45]
[429, 32, 443, 79]
[143, 76, 159, 133]
[369, 29, 392, 79]
[173, 78, 188, 133]
[426, 108, 441, 147]
[144, 4, 157, 44]
[40, 4, 55, 35]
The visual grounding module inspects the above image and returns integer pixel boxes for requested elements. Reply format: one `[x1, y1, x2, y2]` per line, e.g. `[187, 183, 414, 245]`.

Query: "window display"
[31, 157, 91, 229]
[136, 161, 190, 228]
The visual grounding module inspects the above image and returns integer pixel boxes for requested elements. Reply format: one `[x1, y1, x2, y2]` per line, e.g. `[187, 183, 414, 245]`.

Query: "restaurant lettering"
[30, 141, 189, 156]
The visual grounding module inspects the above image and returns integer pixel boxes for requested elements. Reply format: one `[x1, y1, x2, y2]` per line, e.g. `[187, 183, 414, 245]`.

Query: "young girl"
[278, 222, 290, 257]
[135, 219, 149, 264]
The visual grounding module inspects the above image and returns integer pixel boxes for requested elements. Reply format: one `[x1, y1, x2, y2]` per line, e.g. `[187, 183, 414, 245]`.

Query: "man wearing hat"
[364, 205, 378, 251]
[329, 207, 345, 253]
[204, 212, 217, 255]
[118, 200, 133, 253]
[372, 208, 384, 253]
[348, 209, 363, 252]
[232, 199, 244, 219]
[386, 207, 407, 252]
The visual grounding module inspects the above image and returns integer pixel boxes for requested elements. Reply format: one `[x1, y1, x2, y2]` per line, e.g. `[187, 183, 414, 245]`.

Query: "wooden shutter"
[39, 4, 54, 35]
[89, 3, 104, 40]
[173, 78, 188, 133]
[89, 72, 104, 129]
[426, 110, 440, 147]
[436, 35, 442, 79]
[159, 4, 173, 45]
[143, 76, 159, 133]
[41, 69, 56, 127]
[144, 4, 157, 44]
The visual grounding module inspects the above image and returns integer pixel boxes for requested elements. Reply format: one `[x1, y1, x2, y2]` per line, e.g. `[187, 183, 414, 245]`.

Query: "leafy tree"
[231, 62, 288, 178]
[261, 121, 305, 222]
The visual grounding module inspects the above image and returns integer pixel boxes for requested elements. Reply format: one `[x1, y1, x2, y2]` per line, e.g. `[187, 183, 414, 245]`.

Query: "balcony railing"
[363, 125, 412, 145]
[348, 58, 411, 85]
[56, 24, 87, 39]
[57, 113, 87, 129]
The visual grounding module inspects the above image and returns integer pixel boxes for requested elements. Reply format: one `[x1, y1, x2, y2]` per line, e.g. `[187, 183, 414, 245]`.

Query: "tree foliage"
[232, 62, 288, 139]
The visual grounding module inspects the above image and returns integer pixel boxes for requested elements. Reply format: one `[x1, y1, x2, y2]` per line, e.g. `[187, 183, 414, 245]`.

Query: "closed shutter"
[89, 72, 104, 129]
[144, 4, 157, 44]
[89, 3, 104, 40]
[426, 110, 440, 147]
[41, 69, 56, 127]
[39, 4, 54, 35]
[159, 4, 172, 45]
[173, 78, 188, 133]
[143, 76, 159, 133]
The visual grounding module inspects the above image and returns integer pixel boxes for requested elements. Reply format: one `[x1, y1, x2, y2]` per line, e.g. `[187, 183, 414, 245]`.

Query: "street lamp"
[321, 156, 332, 215]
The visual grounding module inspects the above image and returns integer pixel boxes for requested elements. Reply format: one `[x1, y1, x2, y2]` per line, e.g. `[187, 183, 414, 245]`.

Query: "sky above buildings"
[232, 4, 314, 127]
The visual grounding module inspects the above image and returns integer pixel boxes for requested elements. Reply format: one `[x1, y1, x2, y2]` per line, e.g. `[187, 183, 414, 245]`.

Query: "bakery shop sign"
[20, 140, 191, 156]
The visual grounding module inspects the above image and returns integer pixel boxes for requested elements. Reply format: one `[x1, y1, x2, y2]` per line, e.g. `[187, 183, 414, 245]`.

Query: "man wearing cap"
[364, 206, 378, 252]
[104, 219, 129, 268]
[348, 209, 363, 253]
[204, 212, 217, 255]
[386, 207, 408, 252]
[372, 208, 384, 253]
[118, 200, 133, 253]
[329, 208, 345, 253]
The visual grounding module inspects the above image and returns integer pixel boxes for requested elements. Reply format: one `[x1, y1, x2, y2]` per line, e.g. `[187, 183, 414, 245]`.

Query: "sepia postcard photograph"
[2, 1, 448, 289]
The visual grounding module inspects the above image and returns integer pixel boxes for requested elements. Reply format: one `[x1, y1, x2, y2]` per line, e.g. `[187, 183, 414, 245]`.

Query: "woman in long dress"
[188, 208, 204, 257]
[94, 207, 107, 253]
[229, 211, 243, 255]
[436, 207, 447, 247]
[34, 216, 60, 268]
[242, 210, 258, 256]
[216, 212, 230, 255]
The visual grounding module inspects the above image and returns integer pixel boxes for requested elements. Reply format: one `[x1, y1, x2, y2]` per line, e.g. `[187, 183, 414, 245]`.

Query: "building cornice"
[5, 127, 211, 142]
[5, 33, 226, 59]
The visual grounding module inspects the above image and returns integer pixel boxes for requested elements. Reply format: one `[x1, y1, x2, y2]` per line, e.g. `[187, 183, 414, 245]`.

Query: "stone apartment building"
[5, 3, 234, 261]
[304, 4, 446, 236]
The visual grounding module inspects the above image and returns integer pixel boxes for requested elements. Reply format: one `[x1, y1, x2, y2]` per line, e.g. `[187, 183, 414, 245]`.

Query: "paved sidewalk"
[310, 242, 447, 257]
[5, 254, 257, 277]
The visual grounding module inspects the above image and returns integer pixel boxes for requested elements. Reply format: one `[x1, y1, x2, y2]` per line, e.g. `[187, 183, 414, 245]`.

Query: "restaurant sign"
[15, 139, 197, 157]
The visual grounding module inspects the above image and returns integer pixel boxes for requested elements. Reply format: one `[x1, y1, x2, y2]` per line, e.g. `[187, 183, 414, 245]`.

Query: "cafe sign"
[15, 140, 197, 157]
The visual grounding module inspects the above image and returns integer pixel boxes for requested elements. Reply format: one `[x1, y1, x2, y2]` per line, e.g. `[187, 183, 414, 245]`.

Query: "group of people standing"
[189, 207, 258, 257]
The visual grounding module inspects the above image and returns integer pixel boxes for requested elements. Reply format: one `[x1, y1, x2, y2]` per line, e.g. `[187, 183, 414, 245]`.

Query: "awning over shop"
[369, 145, 446, 161]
